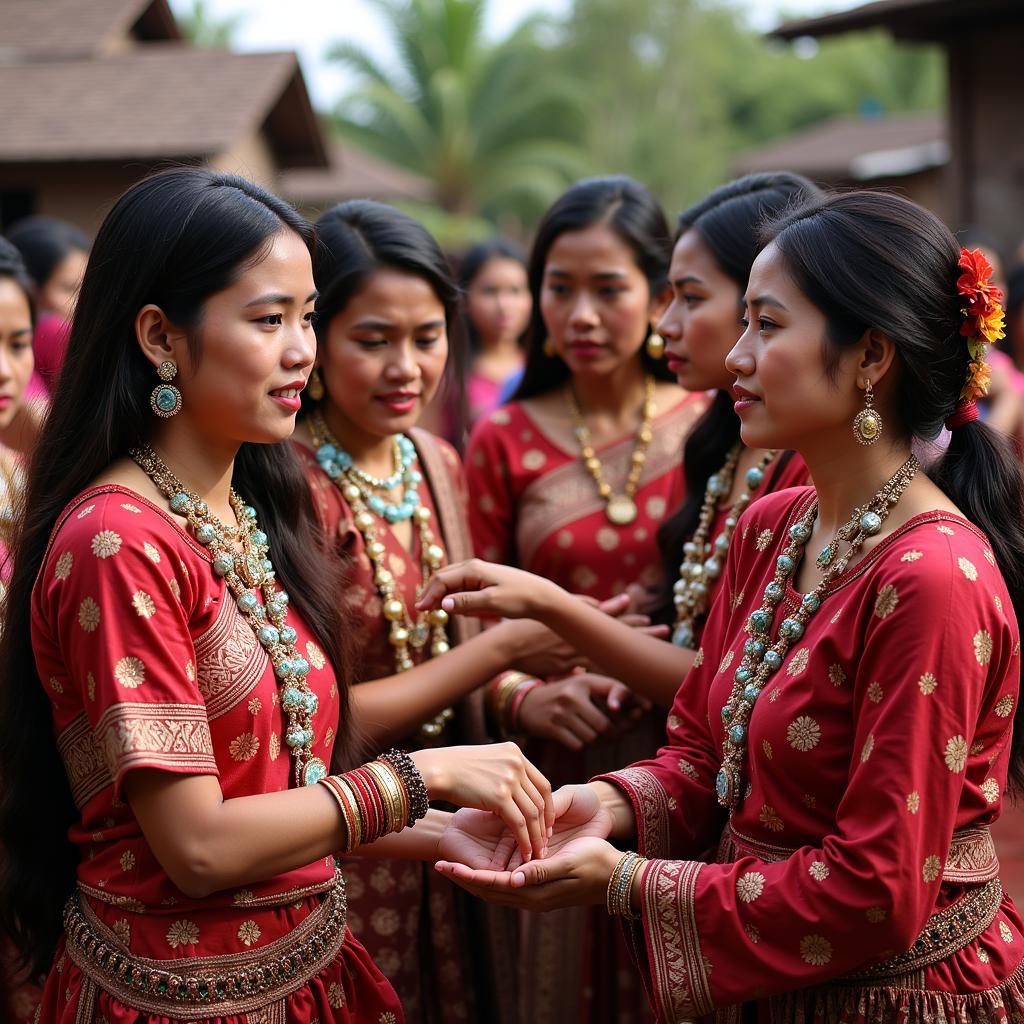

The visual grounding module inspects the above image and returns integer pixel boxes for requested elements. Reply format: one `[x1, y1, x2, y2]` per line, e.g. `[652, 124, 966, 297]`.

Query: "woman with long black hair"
[0, 168, 551, 1023]
[431, 191, 1024, 1022]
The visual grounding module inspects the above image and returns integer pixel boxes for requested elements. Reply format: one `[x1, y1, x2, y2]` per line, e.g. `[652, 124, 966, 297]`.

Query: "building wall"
[947, 22, 1024, 258]
[210, 129, 279, 191]
[0, 162, 146, 235]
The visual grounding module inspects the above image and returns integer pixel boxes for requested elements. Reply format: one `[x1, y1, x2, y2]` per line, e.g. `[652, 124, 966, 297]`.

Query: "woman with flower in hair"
[428, 191, 1024, 1022]
[0, 168, 554, 1024]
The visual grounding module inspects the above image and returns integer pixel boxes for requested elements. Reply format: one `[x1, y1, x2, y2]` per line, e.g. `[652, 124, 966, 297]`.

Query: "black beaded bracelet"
[379, 748, 429, 826]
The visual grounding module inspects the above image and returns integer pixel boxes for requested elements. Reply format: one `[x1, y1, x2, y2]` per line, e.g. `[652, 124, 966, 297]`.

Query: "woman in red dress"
[0, 168, 552, 1024]
[464, 176, 703, 1024]
[291, 200, 601, 1024]
[430, 192, 1024, 1021]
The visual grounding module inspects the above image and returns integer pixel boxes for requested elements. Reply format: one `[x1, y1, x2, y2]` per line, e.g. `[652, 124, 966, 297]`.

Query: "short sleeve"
[35, 495, 218, 801]
[465, 409, 517, 564]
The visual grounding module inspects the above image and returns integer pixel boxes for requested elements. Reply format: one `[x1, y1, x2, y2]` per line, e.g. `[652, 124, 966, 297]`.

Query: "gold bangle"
[334, 775, 364, 849]
[317, 776, 353, 848]
[375, 757, 409, 827]
[365, 760, 404, 836]
[490, 671, 530, 725]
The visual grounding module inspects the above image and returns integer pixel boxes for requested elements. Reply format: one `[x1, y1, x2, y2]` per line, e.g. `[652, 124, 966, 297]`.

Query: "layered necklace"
[131, 445, 327, 788]
[568, 375, 655, 526]
[716, 454, 919, 810]
[672, 445, 777, 650]
[309, 411, 453, 738]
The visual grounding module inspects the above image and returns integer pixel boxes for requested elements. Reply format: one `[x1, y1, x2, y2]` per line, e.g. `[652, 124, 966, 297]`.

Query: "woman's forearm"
[541, 591, 693, 706]
[589, 781, 637, 842]
[352, 808, 451, 860]
[349, 623, 521, 746]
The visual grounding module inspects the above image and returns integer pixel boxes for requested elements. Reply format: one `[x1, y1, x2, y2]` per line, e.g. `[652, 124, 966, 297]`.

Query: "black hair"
[456, 238, 528, 352]
[0, 168, 352, 977]
[765, 189, 1024, 793]
[513, 176, 676, 399]
[655, 173, 819, 621]
[305, 199, 465, 422]
[0, 237, 36, 325]
[6, 215, 89, 291]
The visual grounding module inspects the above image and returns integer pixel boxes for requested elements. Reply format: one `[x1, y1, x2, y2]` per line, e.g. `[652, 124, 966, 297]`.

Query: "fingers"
[549, 725, 585, 751]
[596, 593, 631, 617]
[521, 758, 555, 833]
[415, 560, 488, 610]
[438, 590, 497, 617]
[638, 624, 670, 638]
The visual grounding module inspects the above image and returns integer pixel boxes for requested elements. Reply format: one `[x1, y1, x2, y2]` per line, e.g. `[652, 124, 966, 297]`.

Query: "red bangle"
[508, 678, 543, 729]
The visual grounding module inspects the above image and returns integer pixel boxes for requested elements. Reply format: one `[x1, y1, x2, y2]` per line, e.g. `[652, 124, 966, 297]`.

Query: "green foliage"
[177, 0, 243, 48]
[327, 0, 944, 227]
[330, 0, 589, 222]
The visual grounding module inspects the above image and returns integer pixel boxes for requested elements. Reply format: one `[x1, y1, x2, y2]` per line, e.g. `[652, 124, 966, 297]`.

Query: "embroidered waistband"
[718, 823, 999, 883]
[844, 877, 1003, 981]
[63, 868, 347, 1016]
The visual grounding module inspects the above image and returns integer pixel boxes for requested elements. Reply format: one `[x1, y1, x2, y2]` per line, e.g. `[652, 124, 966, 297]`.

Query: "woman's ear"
[134, 304, 188, 373]
[856, 327, 898, 389]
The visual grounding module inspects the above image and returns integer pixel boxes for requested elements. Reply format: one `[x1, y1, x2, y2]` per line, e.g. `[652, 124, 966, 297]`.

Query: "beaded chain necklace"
[309, 412, 453, 738]
[316, 431, 421, 523]
[131, 445, 327, 787]
[567, 375, 656, 526]
[672, 445, 777, 649]
[716, 454, 919, 809]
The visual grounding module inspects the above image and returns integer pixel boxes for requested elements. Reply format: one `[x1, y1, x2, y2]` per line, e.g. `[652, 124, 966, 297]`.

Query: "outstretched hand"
[417, 558, 563, 621]
[435, 784, 621, 911]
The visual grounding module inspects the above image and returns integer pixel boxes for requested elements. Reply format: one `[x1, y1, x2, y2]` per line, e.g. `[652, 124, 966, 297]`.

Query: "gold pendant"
[606, 494, 638, 526]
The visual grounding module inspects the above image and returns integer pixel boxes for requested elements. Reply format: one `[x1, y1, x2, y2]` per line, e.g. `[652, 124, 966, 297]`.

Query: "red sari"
[464, 394, 703, 1024]
[31, 487, 402, 1023]
[600, 486, 1024, 1022]
[295, 431, 517, 1024]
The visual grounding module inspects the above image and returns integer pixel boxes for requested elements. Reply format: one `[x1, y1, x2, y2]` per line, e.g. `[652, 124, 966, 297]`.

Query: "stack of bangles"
[607, 850, 647, 919]
[318, 749, 429, 852]
[488, 671, 543, 733]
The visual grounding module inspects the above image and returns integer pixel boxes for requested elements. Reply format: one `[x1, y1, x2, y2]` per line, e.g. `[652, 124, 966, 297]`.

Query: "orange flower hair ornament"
[956, 247, 1006, 402]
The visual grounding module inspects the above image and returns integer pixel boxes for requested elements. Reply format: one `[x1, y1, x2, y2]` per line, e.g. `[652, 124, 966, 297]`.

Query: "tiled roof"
[0, 0, 179, 59]
[280, 143, 434, 206]
[734, 112, 946, 180]
[0, 45, 311, 162]
[773, 0, 1021, 41]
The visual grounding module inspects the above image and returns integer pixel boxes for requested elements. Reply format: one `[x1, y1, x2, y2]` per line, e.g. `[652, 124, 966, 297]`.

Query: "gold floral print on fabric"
[787, 716, 821, 752]
[786, 648, 809, 676]
[808, 861, 829, 881]
[229, 733, 260, 761]
[91, 530, 122, 558]
[237, 921, 262, 947]
[305, 641, 326, 670]
[719, 650, 735, 674]
[907, 791, 921, 813]
[866, 682, 884, 703]
[165, 919, 199, 949]
[861, 734, 875, 762]
[874, 584, 899, 618]
[759, 805, 784, 832]
[919, 672, 938, 695]
[828, 664, 846, 687]
[995, 694, 1015, 718]
[736, 871, 765, 902]
[55, 550, 73, 580]
[114, 656, 145, 688]
[959, 557, 979, 581]
[143, 541, 161, 563]
[944, 735, 968, 773]
[983, 778, 1001, 803]
[78, 597, 101, 632]
[131, 590, 156, 618]
[901, 550, 923, 563]
[923, 855, 942, 882]
[974, 630, 993, 665]
[762, 739, 773, 760]
[800, 935, 832, 965]
[755, 529, 773, 552]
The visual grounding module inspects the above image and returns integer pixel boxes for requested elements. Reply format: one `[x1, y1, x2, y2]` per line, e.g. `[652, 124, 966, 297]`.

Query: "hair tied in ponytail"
[945, 400, 980, 431]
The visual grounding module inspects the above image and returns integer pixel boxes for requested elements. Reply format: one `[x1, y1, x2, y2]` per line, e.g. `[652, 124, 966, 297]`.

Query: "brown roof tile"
[0, 0, 179, 59]
[0, 45, 306, 162]
[280, 143, 434, 206]
[733, 112, 945, 180]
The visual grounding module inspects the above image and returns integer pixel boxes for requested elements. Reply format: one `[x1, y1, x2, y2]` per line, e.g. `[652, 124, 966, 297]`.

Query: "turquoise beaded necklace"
[715, 454, 919, 809]
[131, 445, 327, 788]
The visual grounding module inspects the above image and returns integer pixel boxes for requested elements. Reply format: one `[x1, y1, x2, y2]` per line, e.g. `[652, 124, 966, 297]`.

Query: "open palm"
[437, 807, 519, 871]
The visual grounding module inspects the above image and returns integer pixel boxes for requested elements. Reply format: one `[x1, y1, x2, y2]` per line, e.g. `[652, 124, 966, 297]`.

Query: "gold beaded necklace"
[567, 374, 656, 526]
[309, 411, 453, 738]
[672, 445, 777, 649]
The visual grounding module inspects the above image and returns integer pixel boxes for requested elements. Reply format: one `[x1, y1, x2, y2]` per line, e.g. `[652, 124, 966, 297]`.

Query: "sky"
[167, 0, 864, 111]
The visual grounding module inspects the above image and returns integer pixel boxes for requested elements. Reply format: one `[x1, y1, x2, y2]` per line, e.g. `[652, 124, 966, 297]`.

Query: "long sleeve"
[631, 528, 1019, 1021]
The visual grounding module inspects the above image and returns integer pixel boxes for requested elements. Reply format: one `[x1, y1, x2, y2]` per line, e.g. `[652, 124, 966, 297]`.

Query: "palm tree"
[329, 0, 589, 223]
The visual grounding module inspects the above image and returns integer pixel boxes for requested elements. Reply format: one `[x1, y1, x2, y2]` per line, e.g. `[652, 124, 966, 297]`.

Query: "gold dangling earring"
[852, 378, 883, 445]
[646, 327, 665, 359]
[308, 367, 325, 402]
[543, 337, 556, 358]
[150, 360, 182, 418]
